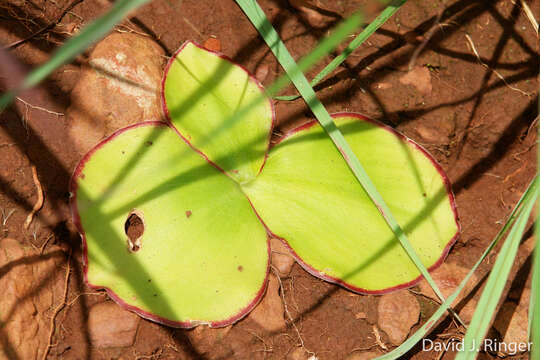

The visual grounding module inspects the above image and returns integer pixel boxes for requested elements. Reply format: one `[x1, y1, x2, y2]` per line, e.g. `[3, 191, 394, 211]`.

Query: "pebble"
[377, 290, 420, 345]
[399, 66, 432, 95]
[418, 262, 479, 324]
[67, 33, 165, 156]
[345, 351, 384, 360]
[493, 289, 530, 356]
[186, 325, 231, 354]
[248, 273, 286, 332]
[271, 237, 295, 277]
[88, 301, 140, 348]
[0, 238, 64, 359]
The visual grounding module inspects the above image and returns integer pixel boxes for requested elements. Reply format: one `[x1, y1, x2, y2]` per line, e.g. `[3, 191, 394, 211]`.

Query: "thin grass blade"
[530, 256, 537, 340]
[235, 0, 454, 312]
[532, 96, 540, 358]
[533, 221, 539, 358]
[375, 177, 537, 359]
[455, 179, 538, 360]
[0, 0, 151, 112]
[275, 0, 407, 101]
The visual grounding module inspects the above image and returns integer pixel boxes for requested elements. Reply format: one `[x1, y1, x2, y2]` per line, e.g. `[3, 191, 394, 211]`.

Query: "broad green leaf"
[235, 0, 454, 308]
[163, 41, 273, 184]
[243, 114, 458, 292]
[71, 123, 268, 327]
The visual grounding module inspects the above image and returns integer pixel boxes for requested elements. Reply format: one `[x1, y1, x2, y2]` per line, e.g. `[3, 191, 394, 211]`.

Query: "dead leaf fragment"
[203, 37, 221, 52]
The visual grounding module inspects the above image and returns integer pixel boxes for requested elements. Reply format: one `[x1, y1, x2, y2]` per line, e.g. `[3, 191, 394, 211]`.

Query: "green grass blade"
[275, 0, 407, 101]
[530, 257, 537, 340]
[375, 176, 537, 360]
[264, 11, 363, 97]
[532, 95, 540, 358]
[533, 221, 539, 358]
[0, 0, 151, 113]
[455, 178, 538, 360]
[235, 0, 454, 312]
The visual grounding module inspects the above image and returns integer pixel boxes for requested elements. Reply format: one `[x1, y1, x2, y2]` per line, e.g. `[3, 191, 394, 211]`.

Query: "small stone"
[418, 262, 479, 308]
[399, 66, 432, 95]
[67, 33, 165, 156]
[287, 347, 312, 360]
[248, 274, 286, 332]
[255, 64, 270, 84]
[88, 301, 140, 348]
[345, 351, 384, 360]
[0, 238, 64, 359]
[377, 290, 420, 345]
[288, 0, 333, 28]
[493, 289, 530, 356]
[186, 325, 231, 353]
[271, 237, 295, 277]
[458, 299, 478, 324]
[415, 123, 443, 143]
[418, 263, 480, 324]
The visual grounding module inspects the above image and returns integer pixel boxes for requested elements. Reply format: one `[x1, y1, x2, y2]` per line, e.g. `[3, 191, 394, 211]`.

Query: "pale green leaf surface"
[163, 41, 273, 184]
[73, 123, 268, 326]
[243, 115, 458, 291]
[235, 0, 454, 307]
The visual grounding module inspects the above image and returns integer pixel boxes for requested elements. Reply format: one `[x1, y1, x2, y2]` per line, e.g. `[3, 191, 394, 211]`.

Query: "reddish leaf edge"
[160, 40, 277, 181]
[69, 121, 271, 328]
[254, 112, 461, 295]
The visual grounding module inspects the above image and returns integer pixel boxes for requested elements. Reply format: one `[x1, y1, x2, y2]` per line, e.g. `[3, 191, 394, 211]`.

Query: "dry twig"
[245, 329, 273, 356]
[270, 266, 314, 357]
[519, 0, 539, 37]
[134, 347, 163, 360]
[24, 165, 44, 229]
[42, 249, 72, 360]
[39, 234, 54, 255]
[66, 292, 106, 307]
[408, 10, 444, 70]
[5, 0, 84, 49]
[465, 34, 531, 97]
[1, 208, 15, 226]
[372, 325, 388, 351]
[16, 97, 64, 117]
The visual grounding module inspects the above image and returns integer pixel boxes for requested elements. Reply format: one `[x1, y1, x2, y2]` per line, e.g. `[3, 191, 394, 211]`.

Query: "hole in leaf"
[125, 212, 144, 252]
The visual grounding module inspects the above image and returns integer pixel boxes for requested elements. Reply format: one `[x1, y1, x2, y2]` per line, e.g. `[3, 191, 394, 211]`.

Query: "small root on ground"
[42, 249, 72, 360]
[24, 165, 44, 230]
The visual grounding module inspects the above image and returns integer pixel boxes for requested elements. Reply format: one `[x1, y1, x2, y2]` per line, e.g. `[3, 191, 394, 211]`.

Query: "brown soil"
[0, 0, 538, 359]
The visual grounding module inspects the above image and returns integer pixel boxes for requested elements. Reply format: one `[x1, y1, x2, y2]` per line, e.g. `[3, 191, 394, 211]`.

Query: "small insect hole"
[125, 212, 144, 252]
